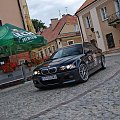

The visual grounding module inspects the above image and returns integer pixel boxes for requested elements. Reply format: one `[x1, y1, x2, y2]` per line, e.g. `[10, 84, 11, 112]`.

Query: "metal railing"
[107, 11, 120, 25]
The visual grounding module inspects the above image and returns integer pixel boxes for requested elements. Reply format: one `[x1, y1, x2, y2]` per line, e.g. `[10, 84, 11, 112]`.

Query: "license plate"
[42, 75, 57, 81]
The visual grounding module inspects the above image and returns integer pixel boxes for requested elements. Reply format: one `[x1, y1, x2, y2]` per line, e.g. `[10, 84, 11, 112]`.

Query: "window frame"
[85, 16, 92, 28]
[83, 42, 98, 51]
[67, 40, 74, 45]
[48, 47, 51, 53]
[100, 7, 108, 21]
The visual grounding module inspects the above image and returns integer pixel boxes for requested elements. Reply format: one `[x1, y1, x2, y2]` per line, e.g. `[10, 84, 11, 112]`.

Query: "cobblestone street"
[0, 54, 120, 120]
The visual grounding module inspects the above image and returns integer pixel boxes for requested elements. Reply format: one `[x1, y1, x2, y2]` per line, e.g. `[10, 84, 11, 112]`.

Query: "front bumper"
[32, 68, 80, 88]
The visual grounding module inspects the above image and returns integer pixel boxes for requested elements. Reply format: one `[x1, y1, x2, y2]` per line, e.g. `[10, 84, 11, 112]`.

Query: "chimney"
[51, 18, 58, 30]
[62, 14, 66, 18]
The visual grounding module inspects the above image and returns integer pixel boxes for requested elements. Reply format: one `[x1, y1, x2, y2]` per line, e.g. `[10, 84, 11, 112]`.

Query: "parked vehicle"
[32, 42, 106, 89]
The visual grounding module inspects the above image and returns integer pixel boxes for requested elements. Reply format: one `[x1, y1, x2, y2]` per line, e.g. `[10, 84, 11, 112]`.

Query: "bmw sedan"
[32, 42, 106, 89]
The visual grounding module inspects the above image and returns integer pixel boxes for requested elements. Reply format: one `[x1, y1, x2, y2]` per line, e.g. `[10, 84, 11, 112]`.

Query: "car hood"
[35, 55, 83, 70]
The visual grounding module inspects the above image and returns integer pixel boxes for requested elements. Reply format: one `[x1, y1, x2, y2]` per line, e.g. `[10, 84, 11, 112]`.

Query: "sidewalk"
[0, 78, 25, 89]
[0, 66, 35, 89]
[105, 52, 120, 57]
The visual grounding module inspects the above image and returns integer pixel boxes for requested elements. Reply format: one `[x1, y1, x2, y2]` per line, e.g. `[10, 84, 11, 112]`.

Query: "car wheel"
[79, 63, 89, 83]
[101, 56, 106, 69]
[35, 86, 45, 90]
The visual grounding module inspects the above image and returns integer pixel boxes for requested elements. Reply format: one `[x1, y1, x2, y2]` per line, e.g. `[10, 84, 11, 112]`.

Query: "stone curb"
[0, 75, 32, 90]
[105, 52, 120, 57]
[0, 78, 25, 90]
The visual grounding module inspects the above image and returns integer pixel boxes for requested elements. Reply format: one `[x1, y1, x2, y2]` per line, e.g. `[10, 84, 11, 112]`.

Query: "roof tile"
[40, 14, 78, 43]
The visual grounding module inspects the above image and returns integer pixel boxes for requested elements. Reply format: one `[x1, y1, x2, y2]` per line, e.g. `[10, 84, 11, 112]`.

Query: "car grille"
[41, 79, 59, 85]
[41, 67, 57, 75]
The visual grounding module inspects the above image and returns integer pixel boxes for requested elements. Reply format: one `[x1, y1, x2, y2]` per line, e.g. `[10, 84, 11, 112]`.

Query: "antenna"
[65, 7, 68, 14]
[59, 10, 61, 18]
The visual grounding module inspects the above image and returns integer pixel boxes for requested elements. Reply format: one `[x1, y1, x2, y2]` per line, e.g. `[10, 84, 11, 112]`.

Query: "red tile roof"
[76, 0, 97, 14]
[40, 14, 78, 43]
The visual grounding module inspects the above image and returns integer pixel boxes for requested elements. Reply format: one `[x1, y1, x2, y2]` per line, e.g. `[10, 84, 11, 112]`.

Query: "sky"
[26, 0, 86, 27]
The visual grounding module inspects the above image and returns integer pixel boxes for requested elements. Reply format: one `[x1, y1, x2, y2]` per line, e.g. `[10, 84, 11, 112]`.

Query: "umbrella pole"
[14, 47, 18, 65]
[8, 45, 13, 78]
[9, 45, 12, 59]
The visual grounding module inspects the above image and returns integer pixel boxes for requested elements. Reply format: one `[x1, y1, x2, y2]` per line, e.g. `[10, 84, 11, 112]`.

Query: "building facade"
[32, 14, 82, 60]
[0, 0, 35, 65]
[76, 0, 120, 52]
[0, 0, 26, 29]
[0, 0, 34, 32]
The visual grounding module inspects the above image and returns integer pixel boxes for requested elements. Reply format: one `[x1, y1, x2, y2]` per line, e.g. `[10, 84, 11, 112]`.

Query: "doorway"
[106, 33, 115, 49]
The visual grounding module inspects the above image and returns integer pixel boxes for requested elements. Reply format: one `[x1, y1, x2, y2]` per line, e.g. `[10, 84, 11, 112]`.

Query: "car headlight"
[33, 70, 41, 75]
[60, 64, 76, 71]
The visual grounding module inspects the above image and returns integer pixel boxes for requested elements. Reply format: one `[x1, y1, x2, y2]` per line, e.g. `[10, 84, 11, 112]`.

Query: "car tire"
[101, 56, 106, 70]
[35, 86, 45, 90]
[79, 63, 89, 83]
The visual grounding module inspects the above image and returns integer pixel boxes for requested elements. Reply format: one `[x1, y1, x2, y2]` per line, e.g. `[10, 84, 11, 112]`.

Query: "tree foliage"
[32, 19, 47, 33]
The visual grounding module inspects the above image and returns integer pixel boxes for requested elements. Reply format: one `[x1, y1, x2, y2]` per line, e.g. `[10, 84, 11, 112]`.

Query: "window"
[0, 20, 2, 26]
[39, 51, 44, 59]
[74, 25, 79, 32]
[114, 0, 120, 16]
[19, 59, 25, 65]
[44, 49, 47, 56]
[51, 44, 83, 59]
[84, 42, 98, 51]
[85, 16, 92, 28]
[67, 40, 74, 45]
[52, 46, 55, 52]
[59, 41, 61, 45]
[48, 47, 51, 53]
[100, 7, 108, 21]
[106, 33, 115, 48]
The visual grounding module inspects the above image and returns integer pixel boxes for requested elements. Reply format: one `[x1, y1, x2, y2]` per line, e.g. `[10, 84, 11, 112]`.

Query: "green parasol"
[0, 23, 47, 56]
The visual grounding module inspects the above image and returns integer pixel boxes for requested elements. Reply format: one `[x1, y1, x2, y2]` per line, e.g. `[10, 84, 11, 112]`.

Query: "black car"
[32, 42, 106, 89]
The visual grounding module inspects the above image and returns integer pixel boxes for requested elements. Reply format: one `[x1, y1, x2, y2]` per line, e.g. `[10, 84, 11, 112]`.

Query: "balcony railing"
[107, 11, 120, 26]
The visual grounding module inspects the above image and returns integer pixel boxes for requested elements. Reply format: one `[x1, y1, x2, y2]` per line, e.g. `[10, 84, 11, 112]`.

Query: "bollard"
[21, 64, 27, 82]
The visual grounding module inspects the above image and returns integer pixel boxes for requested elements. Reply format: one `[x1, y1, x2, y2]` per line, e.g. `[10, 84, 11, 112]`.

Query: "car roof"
[57, 42, 90, 50]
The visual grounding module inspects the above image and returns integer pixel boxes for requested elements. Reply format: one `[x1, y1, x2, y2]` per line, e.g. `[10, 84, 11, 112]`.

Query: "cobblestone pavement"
[0, 54, 120, 120]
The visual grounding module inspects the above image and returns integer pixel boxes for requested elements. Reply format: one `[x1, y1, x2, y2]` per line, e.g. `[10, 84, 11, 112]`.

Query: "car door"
[83, 42, 100, 70]
[83, 43, 94, 71]
[87, 43, 102, 68]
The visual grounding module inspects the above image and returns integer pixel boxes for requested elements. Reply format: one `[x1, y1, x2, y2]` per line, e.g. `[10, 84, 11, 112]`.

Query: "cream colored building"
[0, 0, 33, 31]
[76, 0, 120, 52]
[32, 14, 82, 60]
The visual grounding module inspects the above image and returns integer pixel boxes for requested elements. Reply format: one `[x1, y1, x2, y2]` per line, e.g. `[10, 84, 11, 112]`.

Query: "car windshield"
[50, 44, 83, 59]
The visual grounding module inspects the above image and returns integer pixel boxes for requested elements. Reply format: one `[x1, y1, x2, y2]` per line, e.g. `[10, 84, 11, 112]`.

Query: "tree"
[32, 19, 47, 33]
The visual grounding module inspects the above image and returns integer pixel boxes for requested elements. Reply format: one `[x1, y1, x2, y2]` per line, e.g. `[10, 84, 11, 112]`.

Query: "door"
[84, 42, 100, 70]
[83, 43, 94, 70]
[106, 33, 115, 49]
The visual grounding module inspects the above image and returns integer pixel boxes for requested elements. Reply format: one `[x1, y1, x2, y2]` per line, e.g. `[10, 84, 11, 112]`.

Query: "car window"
[50, 44, 83, 59]
[84, 42, 98, 51]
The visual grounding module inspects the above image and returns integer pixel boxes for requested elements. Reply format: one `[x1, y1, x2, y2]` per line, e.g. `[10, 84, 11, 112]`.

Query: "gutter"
[17, 0, 26, 30]
[75, 14, 84, 42]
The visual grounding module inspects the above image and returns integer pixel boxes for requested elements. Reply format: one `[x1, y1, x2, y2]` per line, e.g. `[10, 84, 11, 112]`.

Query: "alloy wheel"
[79, 63, 88, 82]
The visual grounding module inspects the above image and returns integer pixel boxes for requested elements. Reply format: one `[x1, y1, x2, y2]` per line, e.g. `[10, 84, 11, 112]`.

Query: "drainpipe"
[75, 14, 84, 43]
[17, 0, 26, 30]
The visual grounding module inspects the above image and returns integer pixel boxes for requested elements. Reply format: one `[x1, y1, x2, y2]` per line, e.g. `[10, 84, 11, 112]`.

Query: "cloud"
[26, 0, 85, 26]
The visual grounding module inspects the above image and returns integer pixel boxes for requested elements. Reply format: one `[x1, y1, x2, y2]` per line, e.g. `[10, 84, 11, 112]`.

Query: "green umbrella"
[0, 23, 47, 56]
